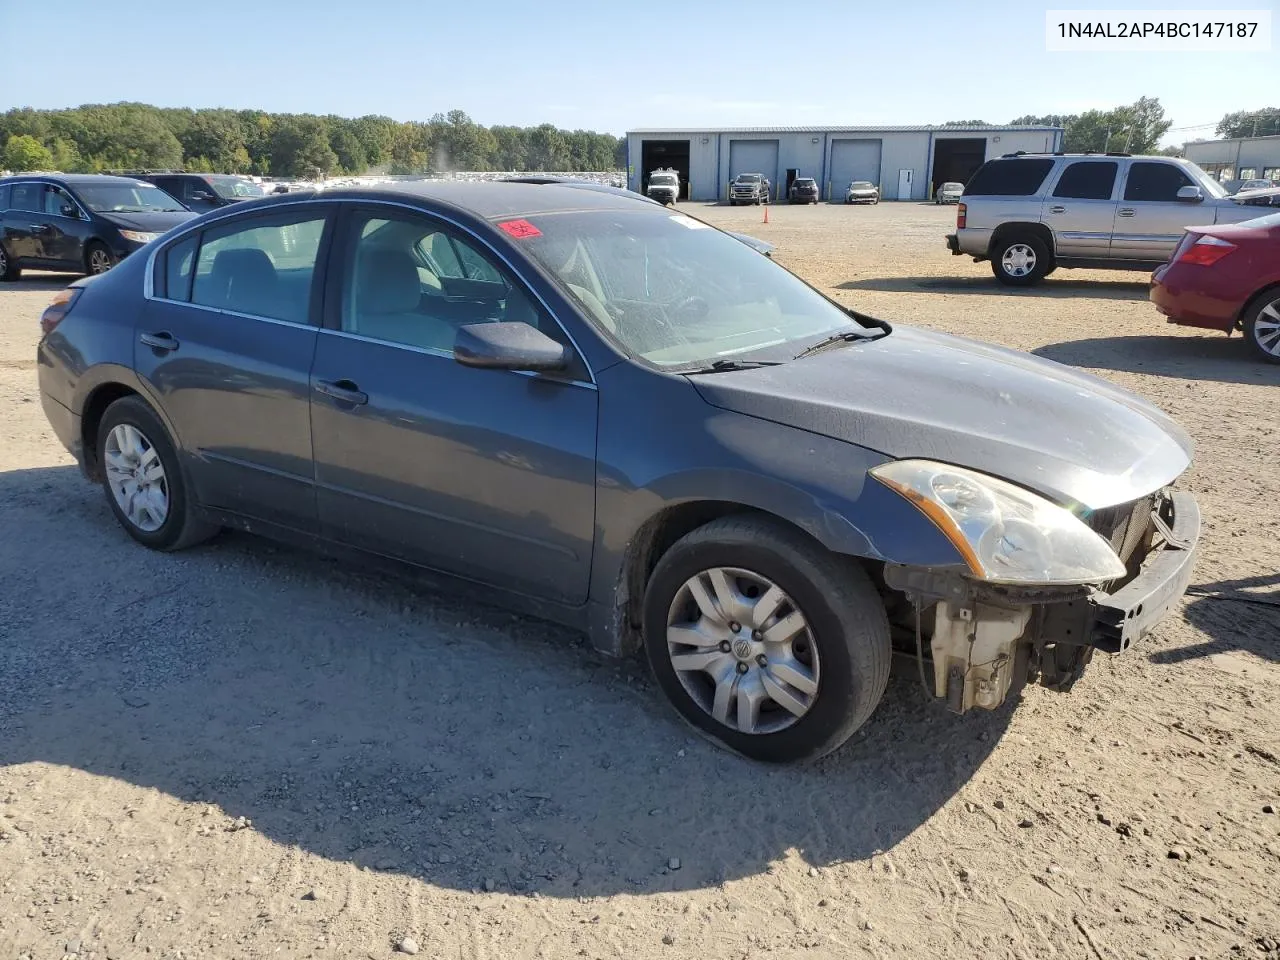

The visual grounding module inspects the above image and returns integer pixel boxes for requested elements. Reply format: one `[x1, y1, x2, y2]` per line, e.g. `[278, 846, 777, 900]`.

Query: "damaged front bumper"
[883, 490, 1200, 714]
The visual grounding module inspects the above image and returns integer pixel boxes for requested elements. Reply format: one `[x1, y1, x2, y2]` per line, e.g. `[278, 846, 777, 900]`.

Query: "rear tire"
[1242, 290, 1280, 364]
[991, 234, 1051, 286]
[642, 515, 892, 763]
[0, 242, 19, 281]
[97, 396, 219, 551]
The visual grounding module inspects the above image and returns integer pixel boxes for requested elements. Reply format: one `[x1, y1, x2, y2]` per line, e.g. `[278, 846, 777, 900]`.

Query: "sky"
[1, 0, 1276, 143]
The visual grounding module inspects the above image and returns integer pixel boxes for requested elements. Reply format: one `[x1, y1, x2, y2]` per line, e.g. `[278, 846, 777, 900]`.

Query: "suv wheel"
[642, 515, 891, 763]
[0, 242, 19, 281]
[991, 235, 1051, 286]
[1242, 290, 1280, 364]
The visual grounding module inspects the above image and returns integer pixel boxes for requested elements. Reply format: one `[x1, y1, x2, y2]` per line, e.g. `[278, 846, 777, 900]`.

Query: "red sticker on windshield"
[499, 219, 542, 239]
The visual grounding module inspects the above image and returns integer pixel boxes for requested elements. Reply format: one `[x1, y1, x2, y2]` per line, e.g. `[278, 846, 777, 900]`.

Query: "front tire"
[85, 241, 115, 276]
[1242, 290, 1280, 364]
[991, 235, 1051, 286]
[642, 515, 891, 763]
[97, 396, 218, 551]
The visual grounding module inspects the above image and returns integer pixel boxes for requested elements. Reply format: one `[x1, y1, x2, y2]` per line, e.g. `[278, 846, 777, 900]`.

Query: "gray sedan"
[37, 182, 1199, 762]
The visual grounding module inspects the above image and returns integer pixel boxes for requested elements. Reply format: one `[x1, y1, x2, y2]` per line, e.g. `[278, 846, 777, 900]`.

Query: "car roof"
[219, 180, 667, 221]
[0, 173, 153, 186]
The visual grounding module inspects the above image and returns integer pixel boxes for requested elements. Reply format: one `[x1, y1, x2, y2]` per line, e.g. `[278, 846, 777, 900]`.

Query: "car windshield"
[850, 181, 874, 189]
[942, 182, 963, 189]
[74, 183, 187, 213]
[1183, 162, 1229, 199]
[650, 174, 677, 185]
[796, 179, 816, 186]
[517, 211, 871, 368]
[735, 174, 761, 183]
[208, 176, 265, 199]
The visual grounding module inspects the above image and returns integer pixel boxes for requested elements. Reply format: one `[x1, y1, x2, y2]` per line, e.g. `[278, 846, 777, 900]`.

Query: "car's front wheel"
[643, 516, 891, 763]
[97, 396, 218, 551]
[85, 241, 115, 276]
[1243, 289, 1280, 364]
[991, 235, 1051, 286]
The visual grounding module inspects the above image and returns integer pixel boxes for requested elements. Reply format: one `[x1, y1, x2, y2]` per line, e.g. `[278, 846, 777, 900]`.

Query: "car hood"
[848, 188, 878, 194]
[689, 326, 1192, 509]
[98, 210, 198, 232]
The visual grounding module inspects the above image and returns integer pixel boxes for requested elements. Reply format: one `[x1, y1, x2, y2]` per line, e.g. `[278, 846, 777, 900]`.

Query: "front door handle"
[1118, 208, 1136, 217]
[140, 331, 179, 352]
[1049, 205, 1066, 214]
[314, 378, 368, 406]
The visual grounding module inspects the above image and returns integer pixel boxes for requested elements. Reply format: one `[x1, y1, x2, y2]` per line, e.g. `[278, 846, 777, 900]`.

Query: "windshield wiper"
[684, 358, 785, 375]
[793, 331, 874, 360]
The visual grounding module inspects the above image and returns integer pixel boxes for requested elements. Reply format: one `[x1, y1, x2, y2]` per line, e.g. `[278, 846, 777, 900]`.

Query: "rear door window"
[11, 182, 42, 212]
[190, 214, 327, 323]
[1052, 161, 1118, 200]
[1123, 162, 1194, 202]
[0, 184, 9, 210]
[964, 158, 1056, 196]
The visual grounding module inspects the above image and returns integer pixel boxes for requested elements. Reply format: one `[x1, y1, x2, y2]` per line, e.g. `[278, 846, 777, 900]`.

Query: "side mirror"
[454, 322, 567, 372]
[1176, 185, 1204, 203]
[189, 190, 215, 202]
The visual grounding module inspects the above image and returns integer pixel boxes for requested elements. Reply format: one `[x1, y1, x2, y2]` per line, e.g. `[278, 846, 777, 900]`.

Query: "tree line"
[0, 103, 626, 177]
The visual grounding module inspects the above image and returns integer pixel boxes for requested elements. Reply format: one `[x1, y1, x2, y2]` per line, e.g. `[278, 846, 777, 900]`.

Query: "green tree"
[3, 134, 54, 171]
[526, 124, 569, 170]
[328, 122, 368, 173]
[1011, 98, 1171, 154]
[489, 125, 528, 170]
[389, 122, 432, 174]
[269, 116, 338, 177]
[352, 115, 398, 167]
[179, 111, 248, 171]
[1216, 108, 1280, 139]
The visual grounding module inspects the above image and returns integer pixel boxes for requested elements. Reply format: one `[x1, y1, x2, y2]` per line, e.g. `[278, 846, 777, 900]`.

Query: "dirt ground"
[1, 201, 1277, 960]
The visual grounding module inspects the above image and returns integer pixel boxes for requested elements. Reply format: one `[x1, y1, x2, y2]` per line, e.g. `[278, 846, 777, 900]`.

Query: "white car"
[935, 181, 964, 204]
[845, 181, 879, 204]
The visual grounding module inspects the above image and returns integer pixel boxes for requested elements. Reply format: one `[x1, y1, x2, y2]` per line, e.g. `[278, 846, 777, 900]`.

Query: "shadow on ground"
[838, 276, 1152, 299]
[0, 464, 1015, 899]
[0, 276, 77, 295]
[1032, 333, 1280, 385]
[1152, 573, 1280, 667]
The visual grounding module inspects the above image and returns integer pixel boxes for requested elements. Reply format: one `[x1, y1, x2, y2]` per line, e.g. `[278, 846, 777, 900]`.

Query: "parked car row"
[945, 150, 1280, 363]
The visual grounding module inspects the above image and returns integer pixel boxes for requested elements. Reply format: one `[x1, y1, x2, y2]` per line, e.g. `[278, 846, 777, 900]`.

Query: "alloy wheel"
[1251, 299, 1280, 357]
[665, 566, 820, 735]
[1001, 243, 1037, 277]
[89, 248, 113, 275]
[104, 423, 169, 532]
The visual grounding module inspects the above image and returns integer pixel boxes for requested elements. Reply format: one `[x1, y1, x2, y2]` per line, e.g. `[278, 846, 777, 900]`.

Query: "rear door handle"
[314, 378, 368, 406]
[1049, 205, 1066, 214]
[1118, 208, 1136, 217]
[140, 331, 179, 352]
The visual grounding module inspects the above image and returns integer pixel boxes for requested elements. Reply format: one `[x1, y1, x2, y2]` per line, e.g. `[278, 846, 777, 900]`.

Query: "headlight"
[119, 230, 161, 244]
[870, 459, 1126, 585]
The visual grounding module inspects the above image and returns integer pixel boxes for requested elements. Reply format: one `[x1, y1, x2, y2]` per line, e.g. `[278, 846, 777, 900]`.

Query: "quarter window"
[343, 213, 547, 353]
[161, 234, 199, 301]
[1123, 162, 1193, 202]
[1052, 161, 1118, 200]
[190, 215, 326, 324]
[963, 158, 1056, 196]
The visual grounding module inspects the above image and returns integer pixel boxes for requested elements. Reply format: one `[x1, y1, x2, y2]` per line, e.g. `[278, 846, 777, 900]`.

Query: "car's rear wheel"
[642, 515, 891, 763]
[97, 396, 218, 551]
[991, 235, 1051, 286]
[0, 242, 19, 281]
[1242, 290, 1280, 364]
[85, 242, 115, 276]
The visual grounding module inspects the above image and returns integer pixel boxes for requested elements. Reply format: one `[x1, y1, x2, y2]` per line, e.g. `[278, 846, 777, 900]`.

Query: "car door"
[1113, 161, 1207, 261]
[136, 206, 332, 532]
[1042, 159, 1119, 259]
[309, 204, 599, 604]
[2, 181, 45, 262]
[37, 184, 91, 268]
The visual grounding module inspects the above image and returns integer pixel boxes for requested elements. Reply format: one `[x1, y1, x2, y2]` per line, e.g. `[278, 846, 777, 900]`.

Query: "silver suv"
[946, 152, 1277, 285]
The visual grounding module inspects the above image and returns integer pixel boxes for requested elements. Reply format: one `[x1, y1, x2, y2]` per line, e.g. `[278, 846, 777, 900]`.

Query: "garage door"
[728, 140, 780, 199]
[829, 139, 882, 200]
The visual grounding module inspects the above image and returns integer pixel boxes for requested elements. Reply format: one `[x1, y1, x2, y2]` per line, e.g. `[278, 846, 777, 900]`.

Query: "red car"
[1151, 211, 1280, 363]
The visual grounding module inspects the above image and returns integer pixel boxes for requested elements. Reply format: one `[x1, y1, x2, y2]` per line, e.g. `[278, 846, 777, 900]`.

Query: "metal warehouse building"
[1184, 136, 1280, 184]
[626, 125, 1064, 202]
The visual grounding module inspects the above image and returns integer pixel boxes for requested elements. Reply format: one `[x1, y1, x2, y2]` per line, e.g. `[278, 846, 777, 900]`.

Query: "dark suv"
[0, 174, 194, 281]
[136, 173, 266, 213]
[788, 178, 819, 204]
